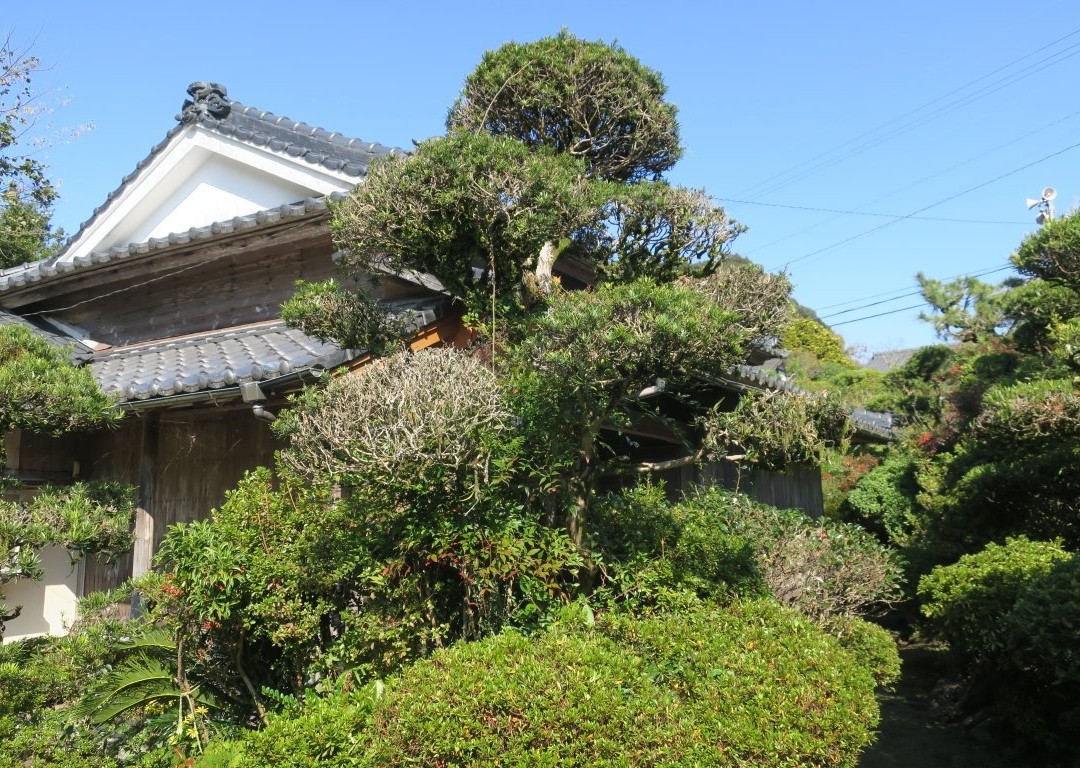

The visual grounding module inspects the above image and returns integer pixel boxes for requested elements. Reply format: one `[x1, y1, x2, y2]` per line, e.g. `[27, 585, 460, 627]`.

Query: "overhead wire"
[733, 27, 1080, 200]
[780, 138, 1080, 269]
[738, 106, 1080, 256]
[818, 265, 1014, 320]
[716, 198, 1029, 225]
[830, 302, 930, 327]
[814, 264, 1013, 314]
[745, 40, 1080, 200]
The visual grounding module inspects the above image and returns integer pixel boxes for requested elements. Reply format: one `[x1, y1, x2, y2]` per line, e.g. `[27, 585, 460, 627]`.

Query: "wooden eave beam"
[1, 214, 331, 309]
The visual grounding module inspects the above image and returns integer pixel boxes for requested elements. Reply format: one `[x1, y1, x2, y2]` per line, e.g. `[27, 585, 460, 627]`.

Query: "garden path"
[859, 645, 1037, 768]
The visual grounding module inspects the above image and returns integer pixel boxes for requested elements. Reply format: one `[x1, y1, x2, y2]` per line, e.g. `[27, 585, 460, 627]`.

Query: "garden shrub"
[588, 482, 764, 613]
[1006, 552, 1080, 689]
[599, 601, 880, 767]
[917, 541, 1080, 755]
[0, 620, 130, 768]
[917, 537, 1069, 660]
[843, 449, 923, 545]
[706, 389, 852, 470]
[1001, 553, 1080, 749]
[972, 379, 1080, 450]
[832, 616, 902, 688]
[782, 316, 850, 364]
[207, 600, 880, 768]
[677, 487, 902, 628]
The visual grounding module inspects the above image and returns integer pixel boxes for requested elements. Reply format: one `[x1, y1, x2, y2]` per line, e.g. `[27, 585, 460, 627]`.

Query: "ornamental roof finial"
[177, 82, 230, 123]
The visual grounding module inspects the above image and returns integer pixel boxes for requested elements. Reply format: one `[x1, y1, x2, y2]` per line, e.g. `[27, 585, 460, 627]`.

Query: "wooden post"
[3, 428, 21, 473]
[131, 415, 159, 579]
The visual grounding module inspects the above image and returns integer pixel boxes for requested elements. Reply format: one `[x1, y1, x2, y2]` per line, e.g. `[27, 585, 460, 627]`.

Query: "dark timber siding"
[664, 460, 824, 518]
[81, 406, 282, 593]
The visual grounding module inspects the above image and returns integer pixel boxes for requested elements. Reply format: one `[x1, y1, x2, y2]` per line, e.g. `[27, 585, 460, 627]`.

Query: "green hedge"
[198, 600, 880, 768]
[917, 536, 1069, 660]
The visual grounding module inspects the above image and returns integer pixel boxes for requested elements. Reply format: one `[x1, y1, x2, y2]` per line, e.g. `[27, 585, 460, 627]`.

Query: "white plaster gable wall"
[127, 155, 314, 244]
[59, 126, 361, 264]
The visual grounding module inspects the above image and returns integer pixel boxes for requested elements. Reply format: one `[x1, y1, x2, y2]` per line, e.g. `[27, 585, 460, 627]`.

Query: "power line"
[781, 139, 1080, 269]
[818, 267, 1012, 320]
[820, 291, 926, 319]
[718, 198, 1029, 225]
[735, 27, 1080, 200]
[814, 265, 1013, 318]
[746, 40, 1080, 200]
[830, 302, 930, 327]
[741, 106, 1080, 256]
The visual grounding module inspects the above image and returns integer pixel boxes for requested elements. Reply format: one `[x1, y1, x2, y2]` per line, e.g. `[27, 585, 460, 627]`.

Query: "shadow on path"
[859, 644, 1033, 768]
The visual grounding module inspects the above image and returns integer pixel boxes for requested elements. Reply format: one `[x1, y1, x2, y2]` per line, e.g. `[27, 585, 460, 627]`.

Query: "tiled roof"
[0, 194, 345, 295]
[0, 308, 93, 363]
[720, 364, 898, 441]
[865, 347, 921, 373]
[91, 298, 444, 403]
[0, 84, 405, 296]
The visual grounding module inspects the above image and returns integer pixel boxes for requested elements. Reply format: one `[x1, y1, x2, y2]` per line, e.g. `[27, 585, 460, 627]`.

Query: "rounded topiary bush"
[210, 600, 880, 768]
[917, 536, 1070, 660]
[598, 600, 880, 767]
[1006, 551, 1080, 688]
[832, 616, 902, 688]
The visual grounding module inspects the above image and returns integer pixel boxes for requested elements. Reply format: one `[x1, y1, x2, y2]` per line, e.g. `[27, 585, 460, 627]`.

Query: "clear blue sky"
[8, 1, 1080, 356]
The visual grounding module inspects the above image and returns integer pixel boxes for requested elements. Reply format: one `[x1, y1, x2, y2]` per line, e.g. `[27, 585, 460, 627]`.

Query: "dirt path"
[859, 645, 1032, 768]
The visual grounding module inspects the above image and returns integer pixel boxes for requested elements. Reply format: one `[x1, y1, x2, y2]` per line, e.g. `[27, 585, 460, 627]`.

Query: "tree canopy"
[447, 29, 682, 183]
[311, 31, 740, 329]
[0, 39, 62, 268]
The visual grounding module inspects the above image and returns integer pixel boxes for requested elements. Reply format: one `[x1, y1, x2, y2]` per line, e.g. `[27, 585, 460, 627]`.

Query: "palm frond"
[78, 655, 182, 724]
[116, 628, 176, 654]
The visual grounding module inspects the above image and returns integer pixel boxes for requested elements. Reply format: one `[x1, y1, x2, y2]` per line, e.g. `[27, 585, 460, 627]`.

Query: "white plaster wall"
[61, 127, 359, 263]
[135, 156, 314, 242]
[2, 546, 83, 643]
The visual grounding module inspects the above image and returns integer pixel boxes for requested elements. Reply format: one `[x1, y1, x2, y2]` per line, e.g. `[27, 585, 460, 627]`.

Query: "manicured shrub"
[206, 600, 880, 767]
[1006, 552, 1080, 688]
[598, 601, 880, 767]
[677, 488, 903, 628]
[832, 616, 902, 688]
[917, 537, 1069, 659]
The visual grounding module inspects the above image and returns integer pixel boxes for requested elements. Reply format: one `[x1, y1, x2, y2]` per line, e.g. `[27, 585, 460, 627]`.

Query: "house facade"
[1, 83, 894, 641]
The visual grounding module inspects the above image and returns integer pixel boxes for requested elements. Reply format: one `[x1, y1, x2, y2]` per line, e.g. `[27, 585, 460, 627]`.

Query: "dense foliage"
[782, 316, 850, 364]
[310, 29, 741, 343]
[0, 325, 120, 435]
[918, 540, 1080, 751]
[917, 537, 1069, 660]
[0, 321, 128, 637]
[1, 480, 135, 637]
[198, 601, 880, 768]
[811, 209, 1080, 758]
[448, 29, 681, 183]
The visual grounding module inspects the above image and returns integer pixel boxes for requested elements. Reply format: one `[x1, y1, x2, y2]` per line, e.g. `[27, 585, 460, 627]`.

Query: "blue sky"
[7, 1, 1080, 355]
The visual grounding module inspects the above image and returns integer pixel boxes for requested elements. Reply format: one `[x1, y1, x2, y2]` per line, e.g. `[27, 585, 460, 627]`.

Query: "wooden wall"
[82, 405, 282, 593]
[662, 459, 824, 518]
[17, 224, 434, 348]
[54, 241, 340, 346]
